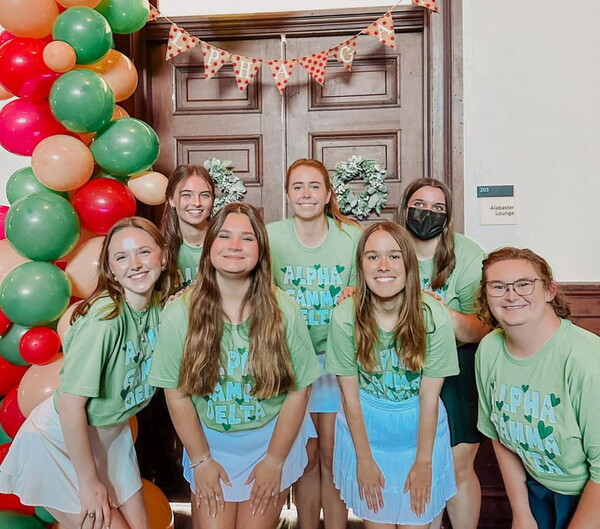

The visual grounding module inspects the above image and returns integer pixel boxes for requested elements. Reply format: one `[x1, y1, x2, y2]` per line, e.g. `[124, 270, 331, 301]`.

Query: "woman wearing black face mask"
[400, 178, 490, 529]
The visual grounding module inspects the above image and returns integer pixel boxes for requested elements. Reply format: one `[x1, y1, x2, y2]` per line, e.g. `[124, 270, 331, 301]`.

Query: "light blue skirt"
[333, 390, 456, 525]
[308, 354, 341, 413]
[183, 412, 316, 502]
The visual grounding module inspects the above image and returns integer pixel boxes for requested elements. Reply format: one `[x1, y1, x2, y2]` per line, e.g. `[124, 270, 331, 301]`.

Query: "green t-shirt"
[476, 319, 600, 494]
[267, 217, 362, 354]
[325, 295, 459, 401]
[418, 233, 484, 314]
[149, 288, 321, 432]
[177, 242, 203, 287]
[54, 295, 160, 427]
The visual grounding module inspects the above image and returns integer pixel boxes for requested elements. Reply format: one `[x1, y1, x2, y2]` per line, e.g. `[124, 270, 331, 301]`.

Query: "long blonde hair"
[179, 203, 295, 398]
[354, 222, 427, 372]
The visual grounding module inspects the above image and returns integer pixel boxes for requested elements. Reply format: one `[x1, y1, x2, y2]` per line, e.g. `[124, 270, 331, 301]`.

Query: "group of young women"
[0, 159, 598, 529]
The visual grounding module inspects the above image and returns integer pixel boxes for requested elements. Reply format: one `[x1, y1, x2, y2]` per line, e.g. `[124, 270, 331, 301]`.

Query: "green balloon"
[34, 507, 57, 524]
[50, 70, 115, 133]
[0, 512, 45, 529]
[6, 193, 80, 262]
[91, 165, 130, 183]
[53, 7, 113, 65]
[0, 416, 12, 443]
[95, 0, 149, 34]
[0, 262, 71, 327]
[6, 167, 69, 205]
[0, 322, 30, 366]
[91, 117, 159, 176]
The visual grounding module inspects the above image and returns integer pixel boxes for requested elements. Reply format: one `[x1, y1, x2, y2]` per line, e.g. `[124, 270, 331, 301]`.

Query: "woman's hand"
[357, 456, 386, 513]
[193, 457, 232, 518]
[245, 453, 283, 516]
[424, 290, 445, 304]
[337, 286, 356, 304]
[78, 477, 111, 529]
[403, 460, 432, 517]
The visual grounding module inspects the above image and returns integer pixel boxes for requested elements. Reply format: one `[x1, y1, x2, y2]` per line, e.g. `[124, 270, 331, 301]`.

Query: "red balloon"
[0, 308, 11, 336]
[19, 327, 61, 365]
[0, 357, 28, 397]
[0, 205, 8, 239]
[0, 387, 27, 439]
[0, 38, 61, 100]
[0, 442, 10, 463]
[72, 178, 137, 234]
[0, 99, 71, 156]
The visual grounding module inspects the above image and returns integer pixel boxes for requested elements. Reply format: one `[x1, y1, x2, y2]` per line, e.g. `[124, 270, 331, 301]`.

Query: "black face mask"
[406, 207, 447, 240]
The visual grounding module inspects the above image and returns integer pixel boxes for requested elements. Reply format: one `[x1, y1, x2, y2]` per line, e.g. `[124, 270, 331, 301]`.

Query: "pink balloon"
[0, 239, 30, 284]
[65, 236, 104, 298]
[0, 99, 71, 156]
[56, 301, 82, 345]
[0, 205, 9, 239]
[17, 354, 64, 417]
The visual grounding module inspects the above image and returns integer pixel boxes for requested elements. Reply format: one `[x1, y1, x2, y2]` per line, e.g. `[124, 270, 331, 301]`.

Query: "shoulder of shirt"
[421, 291, 447, 314]
[82, 294, 119, 323]
[327, 217, 362, 241]
[477, 328, 506, 356]
[275, 286, 296, 311]
[559, 319, 600, 364]
[267, 218, 293, 236]
[453, 232, 485, 257]
[332, 296, 355, 323]
[161, 291, 191, 321]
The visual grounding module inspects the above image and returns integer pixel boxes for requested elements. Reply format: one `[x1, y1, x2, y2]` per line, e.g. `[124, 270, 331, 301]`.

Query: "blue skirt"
[308, 354, 342, 413]
[333, 390, 456, 525]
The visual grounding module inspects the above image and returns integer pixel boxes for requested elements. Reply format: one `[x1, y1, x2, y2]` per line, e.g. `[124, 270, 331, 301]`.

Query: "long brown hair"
[286, 158, 360, 229]
[400, 178, 456, 291]
[354, 222, 427, 372]
[476, 247, 571, 328]
[72, 217, 176, 322]
[160, 165, 216, 276]
[179, 203, 295, 398]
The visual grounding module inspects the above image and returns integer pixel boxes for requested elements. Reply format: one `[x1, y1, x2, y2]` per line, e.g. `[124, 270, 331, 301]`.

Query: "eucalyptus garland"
[204, 158, 247, 211]
[332, 155, 388, 220]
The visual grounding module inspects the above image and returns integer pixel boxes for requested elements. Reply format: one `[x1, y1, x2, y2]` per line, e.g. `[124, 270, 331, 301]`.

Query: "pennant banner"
[202, 42, 231, 80]
[268, 59, 297, 94]
[231, 55, 262, 91]
[148, 5, 160, 21]
[298, 51, 328, 85]
[166, 24, 199, 60]
[412, 0, 439, 12]
[330, 37, 357, 72]
[363, 12, 396, 50]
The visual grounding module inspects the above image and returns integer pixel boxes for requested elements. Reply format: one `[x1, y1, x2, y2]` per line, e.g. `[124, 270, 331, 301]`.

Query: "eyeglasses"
[484, 278, 542, 297]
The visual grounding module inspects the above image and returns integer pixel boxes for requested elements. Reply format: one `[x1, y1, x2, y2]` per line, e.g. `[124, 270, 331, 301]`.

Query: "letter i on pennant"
[412, 0, 440, 13]
[331, 37, 357, 72]
[202, 42, 231, 80]
[231, 55, 262, 91]
[363, 12, 396, 50]
[166, 24, 199, 60]
[268, 59, 297, 94]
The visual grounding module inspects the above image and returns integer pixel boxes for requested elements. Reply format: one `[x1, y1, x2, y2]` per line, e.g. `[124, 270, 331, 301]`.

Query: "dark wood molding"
[562, 283, 600, 335]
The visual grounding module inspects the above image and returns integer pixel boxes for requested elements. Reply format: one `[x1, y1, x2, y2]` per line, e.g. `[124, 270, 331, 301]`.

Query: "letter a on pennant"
[268, 59, 297, 94]
[231, 55, 262, 91]
[363, 12, 396, 50]
[413, 0, 439, 13]
[331, 37, 357, 72]
[166, 24, 199, 60]
[202, 42, 231, 80]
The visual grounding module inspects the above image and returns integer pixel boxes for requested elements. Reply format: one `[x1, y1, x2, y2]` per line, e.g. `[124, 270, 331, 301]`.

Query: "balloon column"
[0, 1, 171, 525]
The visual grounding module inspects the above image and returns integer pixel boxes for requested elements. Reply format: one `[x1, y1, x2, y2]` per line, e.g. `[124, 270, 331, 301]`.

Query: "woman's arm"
[246, 386, 311, 515]
[448, 310, 491, 343]
[164, 388, 231, 518]
[58, 393, 112, 529]
[337, 375, 386, 513]
[568, 479, 600, 529]
[492, 440, 538, 529]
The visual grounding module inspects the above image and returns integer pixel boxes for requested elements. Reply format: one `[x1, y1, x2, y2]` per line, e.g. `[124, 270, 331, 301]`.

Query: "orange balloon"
[0, 239, 31, 283]
[128, 171, 168, 206]
[65, 236, 104, 299]
[142, 479, 174, 529]
[57, 0, 101, 7]
[0, 0, 59, 38]
[32, 135, 94, 191]
[0, 84, 14, 101]
[43, 41, 77, 73]
[17, 354, 64, 417]
[56, 301, 82, 345]
[112, 105, 129, 119]
[129, 415, 138, 442]
[83, 50, 138, 102]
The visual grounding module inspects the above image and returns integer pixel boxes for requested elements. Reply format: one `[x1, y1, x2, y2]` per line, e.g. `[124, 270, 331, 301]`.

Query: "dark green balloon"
[0, 512, 45, 529]
[95, 0, 149, 34]
[6, 193, 80, 261]
[91, 165, 130, 183]
[34, 507, 57, 524]
[0, 322, 30, 366]
[50, 70, 115, 133]
[91, 117, 159, 176]
[53, 7, 113, 65]
[0, 262, 71, 327]
[0, 416, 12, 443]
[6, 167, 69, 204]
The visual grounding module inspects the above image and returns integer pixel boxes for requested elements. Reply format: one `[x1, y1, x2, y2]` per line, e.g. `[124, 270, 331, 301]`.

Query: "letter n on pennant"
[231, 55, 262, 91]
[268, 59, 297, 94]
[363, 12, 396, 50]
[202, 42, 231, 80]
[331, 37, 357, 72]
[166, 24, 199, 60]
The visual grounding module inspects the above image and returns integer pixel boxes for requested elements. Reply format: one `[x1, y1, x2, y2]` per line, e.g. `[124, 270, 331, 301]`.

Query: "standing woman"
[267, 158, 362, 529]
[161, 164, 215, 287]
[325, 221, 458, 527]
[401, 178, 490, 529]
[0, 217, 176, 529]
[149, 203, 321, 529]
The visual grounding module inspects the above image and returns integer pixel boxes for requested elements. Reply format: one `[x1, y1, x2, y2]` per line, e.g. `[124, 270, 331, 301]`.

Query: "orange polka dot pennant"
[413, 0, 439, 12]
[148, 6, 160, 21]
[363, 11, 396, 50]
[268, 59, 298, 94]
[202, 42, 231, 80]
[298, 51, 328, 85]
[231, 54, 262, 91]
[166, 24, 199, 60]
[330, 37, 357, 72]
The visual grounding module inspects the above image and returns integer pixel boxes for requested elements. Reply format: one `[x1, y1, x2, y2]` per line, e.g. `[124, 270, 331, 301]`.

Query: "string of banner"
[147, 0, 439, 94]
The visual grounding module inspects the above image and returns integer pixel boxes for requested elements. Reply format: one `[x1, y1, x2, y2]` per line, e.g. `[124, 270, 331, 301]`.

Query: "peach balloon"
[83, 50, 138, 102]
[57, 0, 101, 7]
[0, 85, 14, 101]
[0, 239, 31, 283]
[56, 301, 82, 345]
[32, 135, 94, 192]
[17, 354, 64, 417]
[127, 171, 168, 206]
[142, 479, 175, 529]
[65, 236, 104, 299]
[0, 0, 59, 39]
[43, 41, 77, 73]
[129, 416, 138, 442]
[113, 105, 129, 119]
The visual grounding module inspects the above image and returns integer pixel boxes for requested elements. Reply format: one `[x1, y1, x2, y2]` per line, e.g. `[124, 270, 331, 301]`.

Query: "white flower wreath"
[204, 158, 247, 211]
[332, 155, 388, 220]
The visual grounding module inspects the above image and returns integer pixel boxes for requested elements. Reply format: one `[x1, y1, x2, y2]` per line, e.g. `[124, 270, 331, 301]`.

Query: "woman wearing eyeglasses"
[475, 247, 600, 529]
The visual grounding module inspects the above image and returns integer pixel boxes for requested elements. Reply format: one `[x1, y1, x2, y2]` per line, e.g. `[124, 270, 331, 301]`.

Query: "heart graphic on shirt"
[280, 267, 287, 273]
[248, 415, 256, 421]
[521, 384, 529, 393]
[544, 450, 556, 460]
[314, 304, 321, 311]
[405, 371, 420, 383]
[550, 393, 561, 407]
[324, 318, 330, 324]
[540, 464, 550, 472]
[329, 285, 341, 297]
[235, 398, 244, 405]
[502, 413, 510, 422]
[292, 278, 301, 286]
[495, 400, 504, 411]
[524, 414, 532, 423]
[300, 286, 307, 293]
[314, 264, 321, 270]
[336, 265, 345, 273]
[222, 424, 232, 431]
[237, 348, 245, 354]
[120, 389, 128, 400]
[519, 442, 529, 452]
[537, 421, 554, 439]
[422, 278, 430, 285]
[318, 283, 325, 289]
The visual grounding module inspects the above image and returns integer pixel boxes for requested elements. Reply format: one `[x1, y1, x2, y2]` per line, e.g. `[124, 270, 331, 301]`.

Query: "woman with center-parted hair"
[325, 221, 458, 528]
[149, 202, 321, 529]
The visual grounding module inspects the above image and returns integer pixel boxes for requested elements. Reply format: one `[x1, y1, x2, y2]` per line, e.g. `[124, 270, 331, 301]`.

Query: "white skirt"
[182, 412, 316, 502]
[0, 397, 142, 514]
[308, 354, 341, 413]
[333, 390, 456, 525]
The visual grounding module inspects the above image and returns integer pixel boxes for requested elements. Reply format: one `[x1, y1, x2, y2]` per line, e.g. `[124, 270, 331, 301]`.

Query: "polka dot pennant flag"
[268, 59, 298, 94]
[298, 50, 328, 85]
[363, 11, 396, 51]
[148, 5, 161, 21]
[166, 24, 199, 60]
[330, 37, 357, 72]
[231, 54, 262, 91]
[201, 42, 231, 80]
[413, 0, 439, 13]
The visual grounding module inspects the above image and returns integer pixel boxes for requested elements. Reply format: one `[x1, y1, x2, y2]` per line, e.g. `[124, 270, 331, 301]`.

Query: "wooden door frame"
[120, 1, 465, 228]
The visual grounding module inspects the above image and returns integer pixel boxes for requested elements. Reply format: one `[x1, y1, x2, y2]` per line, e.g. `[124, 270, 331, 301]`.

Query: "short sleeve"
[475, 339, 500, 440]
[453, 236, 485, 314]
[422, 296, 459, 378]
[347, 227, 361, 286]
[324, 299, 359, 376]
